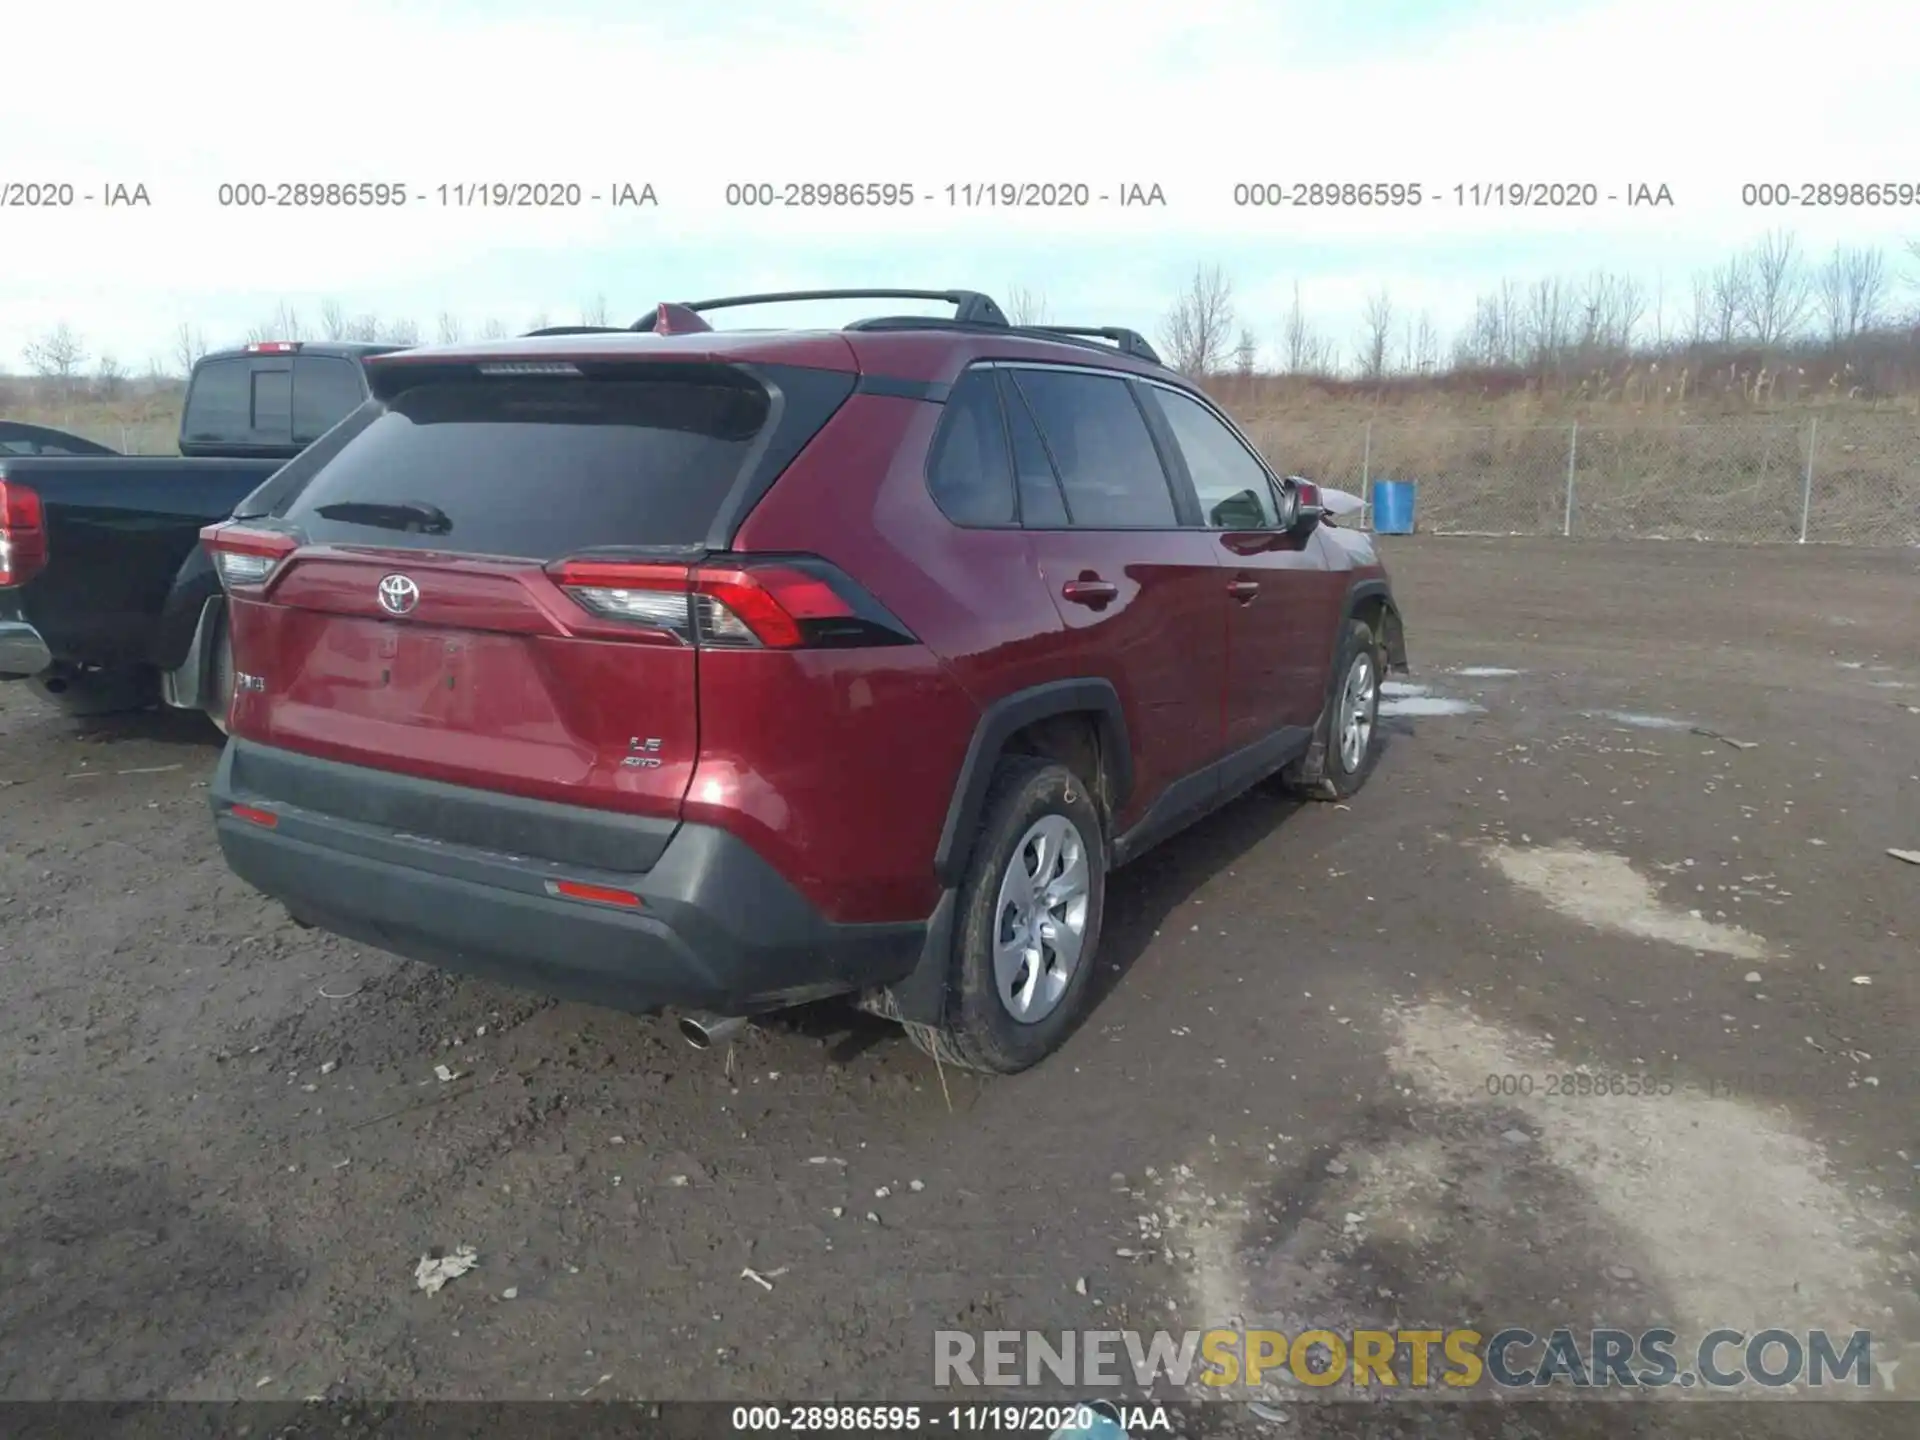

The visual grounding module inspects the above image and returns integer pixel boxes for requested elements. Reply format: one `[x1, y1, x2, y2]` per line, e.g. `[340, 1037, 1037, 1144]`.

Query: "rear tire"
[1281, 617, 1384, 801]
[30, 664, 159, 719]
[904, 755, 1107, 1074]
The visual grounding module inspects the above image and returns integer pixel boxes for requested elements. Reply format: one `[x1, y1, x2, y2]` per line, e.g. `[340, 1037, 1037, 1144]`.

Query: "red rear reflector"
[547, 879, 643, 908]
[0, 480, 49, 587]
[230, 804, 278, 828]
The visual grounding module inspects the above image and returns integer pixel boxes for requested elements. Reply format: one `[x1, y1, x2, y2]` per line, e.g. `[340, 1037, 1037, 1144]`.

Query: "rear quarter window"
[278, 374, 772, 558]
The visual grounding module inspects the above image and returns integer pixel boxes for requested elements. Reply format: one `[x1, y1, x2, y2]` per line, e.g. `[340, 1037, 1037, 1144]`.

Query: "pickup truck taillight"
[544, 555, 918, 650]
[202, 522, 298, 591]
[0, 480, 48, 588]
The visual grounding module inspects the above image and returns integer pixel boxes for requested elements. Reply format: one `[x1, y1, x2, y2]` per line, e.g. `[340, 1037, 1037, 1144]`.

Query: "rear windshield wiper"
[313, 499, 453, 534]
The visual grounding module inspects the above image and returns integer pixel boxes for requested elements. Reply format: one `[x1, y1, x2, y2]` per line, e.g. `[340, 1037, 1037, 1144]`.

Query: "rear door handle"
[1061, 578, 1119, 606]
[1227, 578, 1260, 602]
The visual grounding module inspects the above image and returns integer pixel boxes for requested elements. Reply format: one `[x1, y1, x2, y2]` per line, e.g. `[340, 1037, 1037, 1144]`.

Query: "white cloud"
[1, 0, 1914, 362]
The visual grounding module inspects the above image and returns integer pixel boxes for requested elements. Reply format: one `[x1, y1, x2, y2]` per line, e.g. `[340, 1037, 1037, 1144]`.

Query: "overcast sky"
[3, 0, 1914, 371]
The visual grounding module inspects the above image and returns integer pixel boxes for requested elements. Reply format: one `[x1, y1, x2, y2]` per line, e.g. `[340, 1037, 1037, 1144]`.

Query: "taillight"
[545, 555, 916, 650]
[0, 480, 48, 588]
[201, 522, 298, 591]
[246, 341, 300, 354]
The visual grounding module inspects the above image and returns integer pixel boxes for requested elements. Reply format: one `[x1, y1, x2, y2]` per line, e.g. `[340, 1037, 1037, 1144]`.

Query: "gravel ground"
[1, 536, 1915, 1437]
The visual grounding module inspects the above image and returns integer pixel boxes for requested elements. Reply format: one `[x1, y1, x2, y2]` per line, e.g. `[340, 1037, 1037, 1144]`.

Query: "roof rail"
[630, 289, 1010, 331]
[1021, 326, 1162, 365]
[521, 325, 630, 338]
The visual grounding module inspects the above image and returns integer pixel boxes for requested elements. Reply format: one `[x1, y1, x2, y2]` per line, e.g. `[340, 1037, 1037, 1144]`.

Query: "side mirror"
[1271, 478, 1300, 530]
[1274, 476, 1325, 534]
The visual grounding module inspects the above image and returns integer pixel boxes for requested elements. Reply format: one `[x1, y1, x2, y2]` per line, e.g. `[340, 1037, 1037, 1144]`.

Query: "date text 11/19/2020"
[729, 1405, 1168, 1434]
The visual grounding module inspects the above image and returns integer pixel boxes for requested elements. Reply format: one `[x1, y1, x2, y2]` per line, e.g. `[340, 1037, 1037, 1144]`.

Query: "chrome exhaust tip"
[678, 1011, 748, 1050]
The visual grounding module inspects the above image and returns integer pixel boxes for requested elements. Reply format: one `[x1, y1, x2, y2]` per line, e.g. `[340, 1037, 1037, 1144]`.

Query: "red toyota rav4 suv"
[203, 289, 1407, 1074]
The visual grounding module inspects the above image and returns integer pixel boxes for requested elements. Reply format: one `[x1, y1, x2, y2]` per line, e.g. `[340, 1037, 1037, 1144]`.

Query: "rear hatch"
[205, 355, 858, 826]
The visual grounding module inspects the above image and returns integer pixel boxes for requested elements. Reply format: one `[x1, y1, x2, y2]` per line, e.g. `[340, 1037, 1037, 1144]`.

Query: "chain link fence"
[1242, 413, 1920, 547]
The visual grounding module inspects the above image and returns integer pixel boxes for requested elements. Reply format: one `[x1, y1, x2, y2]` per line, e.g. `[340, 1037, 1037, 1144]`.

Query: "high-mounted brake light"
[246, 341, 300, 354]
[477, 361, 583, 376]
[544, 556, 912, 650]
[0, 480, 49, 588]
[202, 522, 298, 590]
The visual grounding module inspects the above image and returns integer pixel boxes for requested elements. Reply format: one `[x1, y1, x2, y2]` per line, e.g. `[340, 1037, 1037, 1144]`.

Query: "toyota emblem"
[377, 573, 420, 616]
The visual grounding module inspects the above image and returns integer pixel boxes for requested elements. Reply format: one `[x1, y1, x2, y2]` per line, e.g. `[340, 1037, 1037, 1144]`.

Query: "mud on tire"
[1281, 617, 1386, 801]
[904, 754, 1107, 1075]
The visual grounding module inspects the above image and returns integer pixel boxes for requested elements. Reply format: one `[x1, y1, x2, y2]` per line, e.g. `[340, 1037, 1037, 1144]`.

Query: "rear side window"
[293, 356, 366, 443]
[925, 369, 1015, 526]
[999, 373, 1070, 527]
[1008, 369, 1177, 528]
[278, 374, 771, 558]
[182, 359, 251, 443]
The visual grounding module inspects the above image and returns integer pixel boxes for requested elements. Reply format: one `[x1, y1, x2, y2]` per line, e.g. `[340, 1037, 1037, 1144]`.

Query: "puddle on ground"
[1483, 841, 1767, 959]
[1453, 666, 1522, 678]
[1868, 680, 1911, 690]
[1586, 709, 1693, 730]
[1381, 695, 1484, 717]
[1164, 997, 1914, 1398]
[1382, 680, 1430, 697]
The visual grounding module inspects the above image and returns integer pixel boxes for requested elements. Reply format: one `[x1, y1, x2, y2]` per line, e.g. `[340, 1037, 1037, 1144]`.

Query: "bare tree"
[1355, 288, 1394, 381]
[254, 300, 304, 342]
[94, 354, 127, 401]
[1525, 277, 1572, 371]
[172, 322, 209, 375]
[384, 318, 422, 347]
[436, 311, 465, 345]
[1408, 311, 1439, 373]
[1159, 264, 1236, 377]
[1735, 230, 1811, 347]
[480, 318, 510, 340]
[1816, 245, 1887, 346]
[1233, 328, 1258, 378]
[1706, 262, 1744, 346]
[527, 311, 551, 332]
[347, 313, 384, 342]
[24, 323, 89, 398]
[580, 293, 609, 326]
[1006, 286, 1050, 326]
[1455, 279, 1524, 369]
[320, 299, 350, 341]
[1280, 282, 1324, 375]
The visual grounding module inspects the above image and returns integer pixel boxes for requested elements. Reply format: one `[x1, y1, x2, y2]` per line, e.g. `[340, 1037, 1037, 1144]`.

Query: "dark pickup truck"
[0, 340, 400, 726]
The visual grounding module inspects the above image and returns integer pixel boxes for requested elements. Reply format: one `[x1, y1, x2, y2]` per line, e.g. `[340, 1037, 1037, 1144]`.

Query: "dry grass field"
[5, 346, 1918, 547]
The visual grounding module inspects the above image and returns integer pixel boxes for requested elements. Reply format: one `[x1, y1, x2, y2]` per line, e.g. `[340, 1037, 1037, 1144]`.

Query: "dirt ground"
[2, 537, 1916, 1435]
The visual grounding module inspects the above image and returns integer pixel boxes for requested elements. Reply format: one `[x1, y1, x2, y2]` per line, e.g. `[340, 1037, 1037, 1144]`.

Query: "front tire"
[1281, 617, 1385, 801]
[904, 755, 1107, 1074]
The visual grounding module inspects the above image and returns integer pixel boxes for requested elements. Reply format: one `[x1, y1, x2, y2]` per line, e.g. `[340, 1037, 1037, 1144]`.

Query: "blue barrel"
[1370, 478, 1416, 534]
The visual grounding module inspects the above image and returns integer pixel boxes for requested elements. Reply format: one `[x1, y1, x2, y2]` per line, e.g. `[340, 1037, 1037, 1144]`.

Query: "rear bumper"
[209, 740, 928, 1016]
[0, 620, 52, 678]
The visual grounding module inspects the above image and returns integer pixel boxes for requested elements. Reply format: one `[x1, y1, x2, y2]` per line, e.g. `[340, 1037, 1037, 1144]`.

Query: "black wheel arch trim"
[1343, 577, 1409, 672]
[931, 677, 1133, 889]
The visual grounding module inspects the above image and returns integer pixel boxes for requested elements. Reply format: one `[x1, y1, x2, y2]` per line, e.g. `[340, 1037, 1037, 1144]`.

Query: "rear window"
[293, 356, 366, 443]
[277, 375, 771, 558]
[183, 354, 368, 451]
